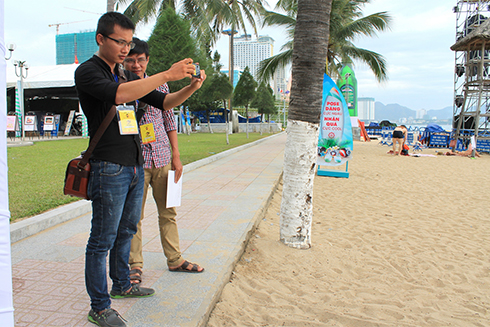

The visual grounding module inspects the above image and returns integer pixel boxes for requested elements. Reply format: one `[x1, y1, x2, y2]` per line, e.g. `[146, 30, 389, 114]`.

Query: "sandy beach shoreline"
[208, 141, 490, 327]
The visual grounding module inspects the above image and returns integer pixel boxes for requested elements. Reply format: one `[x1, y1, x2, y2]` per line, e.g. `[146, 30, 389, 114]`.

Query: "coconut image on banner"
[317, 74, 353, 166]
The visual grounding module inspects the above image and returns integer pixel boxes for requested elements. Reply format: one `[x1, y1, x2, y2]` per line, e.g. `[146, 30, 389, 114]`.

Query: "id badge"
[140, 123, 156, 144]
[116, 105, 139, 135]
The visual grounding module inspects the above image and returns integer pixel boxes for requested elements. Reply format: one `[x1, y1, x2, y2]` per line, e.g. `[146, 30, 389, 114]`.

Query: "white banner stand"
[0, 0, 16, 325]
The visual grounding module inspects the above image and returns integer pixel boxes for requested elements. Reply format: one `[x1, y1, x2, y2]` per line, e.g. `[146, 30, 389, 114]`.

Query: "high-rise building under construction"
[56, 31, 97, 65]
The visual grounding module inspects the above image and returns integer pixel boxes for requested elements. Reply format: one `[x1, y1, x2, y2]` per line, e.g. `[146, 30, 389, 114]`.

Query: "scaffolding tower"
[451, 0, 490, 154]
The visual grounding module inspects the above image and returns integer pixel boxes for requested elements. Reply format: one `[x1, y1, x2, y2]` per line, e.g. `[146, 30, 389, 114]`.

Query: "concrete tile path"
[10, 133, 286, 327]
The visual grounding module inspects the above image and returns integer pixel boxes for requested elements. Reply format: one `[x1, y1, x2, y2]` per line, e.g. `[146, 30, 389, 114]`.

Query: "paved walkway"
[10, 133, 287, 327]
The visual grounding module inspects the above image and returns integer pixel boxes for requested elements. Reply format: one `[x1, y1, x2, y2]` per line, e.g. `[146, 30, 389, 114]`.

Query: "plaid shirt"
[139, 80, 177, 169]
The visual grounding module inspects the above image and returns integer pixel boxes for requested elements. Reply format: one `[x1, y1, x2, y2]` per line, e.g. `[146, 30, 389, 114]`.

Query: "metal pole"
[20, 73, 25, 141]
[472, 41, 486, 157]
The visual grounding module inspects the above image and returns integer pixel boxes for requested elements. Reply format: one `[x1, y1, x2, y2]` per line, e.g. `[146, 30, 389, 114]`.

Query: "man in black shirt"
[75, 12, 196, 327]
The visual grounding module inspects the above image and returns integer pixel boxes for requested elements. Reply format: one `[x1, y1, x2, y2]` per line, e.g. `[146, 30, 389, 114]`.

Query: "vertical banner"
[186, 109, 191, 129]
[51, 114, 61, 137]
[317, 74, 353, 168]
[337, 64, 358, 123]
[64, 110, 76, 136]
[79, 103, 88, 138]
[180, 108, 186, 134]
[15, 81, 21, 137]
[81, 114, 88, 138]
[0, 0, 16, 324]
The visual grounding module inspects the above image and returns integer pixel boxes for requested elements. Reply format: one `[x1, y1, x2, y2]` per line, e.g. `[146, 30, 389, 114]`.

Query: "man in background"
[123, 38, 206, 285]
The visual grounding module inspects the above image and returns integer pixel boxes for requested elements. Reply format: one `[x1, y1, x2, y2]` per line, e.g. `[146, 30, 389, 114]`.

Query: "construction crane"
[48, 20, 92, 35]
[64, 7, 102, 16]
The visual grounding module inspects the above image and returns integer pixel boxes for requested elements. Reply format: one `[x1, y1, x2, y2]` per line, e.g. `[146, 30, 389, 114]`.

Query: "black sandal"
[169, 260, 204, 273]
[129, 268, 143, 284]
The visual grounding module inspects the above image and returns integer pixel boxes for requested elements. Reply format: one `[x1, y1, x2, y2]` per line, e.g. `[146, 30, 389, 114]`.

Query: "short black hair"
[96, 12, 135, 44]
[128, 37, 149, 57]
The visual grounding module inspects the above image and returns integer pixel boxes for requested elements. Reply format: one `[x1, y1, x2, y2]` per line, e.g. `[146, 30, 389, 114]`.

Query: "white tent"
[6, 63, 79, 100]
[1, 0, 16, 325]
[6, 63, 78, 90]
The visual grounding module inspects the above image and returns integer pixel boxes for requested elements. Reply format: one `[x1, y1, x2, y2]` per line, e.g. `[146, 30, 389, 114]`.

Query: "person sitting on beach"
[391, 125, 407, 155]
[445, 144, 481, 157]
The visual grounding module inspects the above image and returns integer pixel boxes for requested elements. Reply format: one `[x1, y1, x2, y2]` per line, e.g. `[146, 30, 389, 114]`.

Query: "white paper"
[166, 170, 183, 208]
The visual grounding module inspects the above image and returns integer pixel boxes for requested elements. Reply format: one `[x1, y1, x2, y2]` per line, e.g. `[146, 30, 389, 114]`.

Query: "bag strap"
[78, 65, 128, 169]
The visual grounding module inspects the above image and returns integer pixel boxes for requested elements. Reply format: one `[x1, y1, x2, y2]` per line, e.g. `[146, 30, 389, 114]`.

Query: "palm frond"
[342, 45, 388, 82]
[257, 49, 293, 83]
[261, 10, 296, 28]
[337, 12, 391, 41]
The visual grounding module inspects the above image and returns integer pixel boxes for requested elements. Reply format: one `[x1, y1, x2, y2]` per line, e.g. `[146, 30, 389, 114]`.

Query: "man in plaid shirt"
[123, 38, 206, 282]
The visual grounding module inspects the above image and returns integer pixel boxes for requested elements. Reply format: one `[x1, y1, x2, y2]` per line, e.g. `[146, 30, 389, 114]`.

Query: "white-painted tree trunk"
[280, 119, 319, 249]
[106, 0, 115, 12]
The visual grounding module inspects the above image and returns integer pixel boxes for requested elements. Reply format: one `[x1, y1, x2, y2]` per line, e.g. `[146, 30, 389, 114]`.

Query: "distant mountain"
[374, 102, 452, 122]
[427, 107, 453, 120]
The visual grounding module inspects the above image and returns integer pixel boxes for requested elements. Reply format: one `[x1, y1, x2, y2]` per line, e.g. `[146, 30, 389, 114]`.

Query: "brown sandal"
[169, 260, 204, 273]
[129, 268, 143, 284]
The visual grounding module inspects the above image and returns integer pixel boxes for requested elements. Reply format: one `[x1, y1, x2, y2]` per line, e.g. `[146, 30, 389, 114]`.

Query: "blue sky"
[4, 0, 457, 110]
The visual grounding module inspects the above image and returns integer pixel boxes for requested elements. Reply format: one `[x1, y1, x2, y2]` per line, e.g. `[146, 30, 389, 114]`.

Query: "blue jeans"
[85, 160, 144, 312]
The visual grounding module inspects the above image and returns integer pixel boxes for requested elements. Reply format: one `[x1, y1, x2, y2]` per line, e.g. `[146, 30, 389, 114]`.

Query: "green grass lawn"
[7, 133, 269, 222]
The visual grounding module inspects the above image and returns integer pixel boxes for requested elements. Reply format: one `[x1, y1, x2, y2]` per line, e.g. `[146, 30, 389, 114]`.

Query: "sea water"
[407, 124, 453, 132]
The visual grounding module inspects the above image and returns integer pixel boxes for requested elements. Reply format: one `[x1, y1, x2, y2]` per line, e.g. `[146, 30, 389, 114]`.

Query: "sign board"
[317, 74, 353, 178]
[64, 110, 76, 136]
[337, 64, 358, 118]
[6, 116, 19, 132]
[24, 115, 37, 131]
[51, 114, 61, 136]
[43, 115, 55, 131]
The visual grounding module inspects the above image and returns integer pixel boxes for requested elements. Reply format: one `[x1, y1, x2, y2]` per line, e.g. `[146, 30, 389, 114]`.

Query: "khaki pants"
[129, 163, 184, 269]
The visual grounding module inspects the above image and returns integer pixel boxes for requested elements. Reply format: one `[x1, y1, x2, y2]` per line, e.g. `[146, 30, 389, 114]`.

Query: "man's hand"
[172, 156, 183, 183]
[164, 58, 195, 82]
[189, 65, 207, 90]
[162, 66, 207, 110]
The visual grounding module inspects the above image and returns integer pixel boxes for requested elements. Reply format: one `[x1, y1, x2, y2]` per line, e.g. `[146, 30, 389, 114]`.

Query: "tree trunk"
[279, 0, 332, 249]
[245, 105, 249, 139]
[260, 115, 263, 135]
[224, 100, 229, 144]
[106, 0, 115, 12]
[206, 110, 213, 133]
[260, 113, 263, 135]
[228, 26, 235, 135]
[268, 114, 271, 133]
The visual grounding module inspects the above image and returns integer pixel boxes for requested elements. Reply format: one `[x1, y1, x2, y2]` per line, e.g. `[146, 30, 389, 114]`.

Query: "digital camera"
[192, 64, 201, 78]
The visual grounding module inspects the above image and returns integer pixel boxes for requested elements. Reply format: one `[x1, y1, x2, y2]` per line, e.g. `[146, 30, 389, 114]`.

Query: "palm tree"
[279, 0, 332, 249]
[257, 0, 391, 83]
[119, 0, 265, 134]
[119, 0, 264, 48]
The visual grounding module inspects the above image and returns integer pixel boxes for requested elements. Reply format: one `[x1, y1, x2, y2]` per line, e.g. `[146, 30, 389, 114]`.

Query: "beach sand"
[207, 141, 490, 327]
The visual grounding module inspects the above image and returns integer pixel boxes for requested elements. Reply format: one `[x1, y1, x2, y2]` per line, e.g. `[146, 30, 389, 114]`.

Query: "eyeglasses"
[102, 34, 135, 49]
[124, 57, 148, 65]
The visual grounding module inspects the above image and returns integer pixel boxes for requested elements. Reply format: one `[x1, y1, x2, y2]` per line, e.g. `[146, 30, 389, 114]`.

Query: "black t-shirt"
[75, 55, 166, 166]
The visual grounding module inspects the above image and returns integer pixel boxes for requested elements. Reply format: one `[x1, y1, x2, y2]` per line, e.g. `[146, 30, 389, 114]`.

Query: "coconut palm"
[279, 0, 332, 249]
[119, 0, 265, 134]
[257, 0, 391, 83]
[119, 0, 264, 47]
